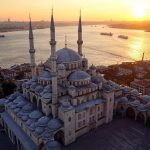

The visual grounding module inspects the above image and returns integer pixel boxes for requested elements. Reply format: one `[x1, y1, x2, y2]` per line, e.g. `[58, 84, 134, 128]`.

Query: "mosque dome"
[56, 48, 81, 63]
[82, 57, 88, 62]
[68, 70, 91, 81]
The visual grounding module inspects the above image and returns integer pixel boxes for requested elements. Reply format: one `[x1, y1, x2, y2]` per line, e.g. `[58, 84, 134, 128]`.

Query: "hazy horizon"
[1, 0, 150, 22]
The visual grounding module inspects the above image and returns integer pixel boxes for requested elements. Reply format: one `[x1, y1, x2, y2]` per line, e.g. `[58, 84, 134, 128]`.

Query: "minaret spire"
[77, 9, 83, 56]
[65, 35, 67, 48]
[29, 14, 36, 77]
[49, 8, 58, 118]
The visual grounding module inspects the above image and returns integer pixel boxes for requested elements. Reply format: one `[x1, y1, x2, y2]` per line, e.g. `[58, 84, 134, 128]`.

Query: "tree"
[2, 80, 16, 96]
[0, 89, 4, 98]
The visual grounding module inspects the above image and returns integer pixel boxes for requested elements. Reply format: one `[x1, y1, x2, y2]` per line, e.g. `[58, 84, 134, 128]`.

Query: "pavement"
[62, 118, 150, 150]
[0, 125, 17, 150]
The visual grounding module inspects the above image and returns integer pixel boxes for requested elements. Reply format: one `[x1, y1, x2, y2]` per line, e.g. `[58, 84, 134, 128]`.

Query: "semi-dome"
[56, 48, 81, 63]
[29, 110, 43, 120]
[91, 75, 103, 84]
[68, 70, 91, 81]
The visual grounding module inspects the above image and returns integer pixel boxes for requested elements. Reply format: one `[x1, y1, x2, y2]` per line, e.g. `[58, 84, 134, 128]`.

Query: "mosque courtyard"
[62, 118, 150, 150]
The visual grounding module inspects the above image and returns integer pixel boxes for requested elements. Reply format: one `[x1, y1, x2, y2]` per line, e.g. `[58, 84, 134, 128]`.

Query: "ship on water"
[100, 32, 113, 36]
[118, 35, 128, 39]
[0, 35, 5, 38]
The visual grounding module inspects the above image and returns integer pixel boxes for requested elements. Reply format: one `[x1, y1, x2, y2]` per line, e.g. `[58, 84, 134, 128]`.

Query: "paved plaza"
[0, 125, 17, 150]
[63, 118, 150, 150]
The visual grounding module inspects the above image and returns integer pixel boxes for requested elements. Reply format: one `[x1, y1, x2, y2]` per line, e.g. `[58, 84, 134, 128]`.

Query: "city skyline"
[1, 0, 150, 21]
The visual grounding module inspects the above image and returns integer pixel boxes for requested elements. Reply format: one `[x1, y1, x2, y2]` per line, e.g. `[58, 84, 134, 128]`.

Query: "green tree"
[0, 89, 4, 98]
[2, 80, 16, 96]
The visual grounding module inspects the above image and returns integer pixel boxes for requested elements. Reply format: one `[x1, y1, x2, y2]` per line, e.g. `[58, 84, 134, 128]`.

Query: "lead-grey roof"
[1, 112, 36, 150]
[75, 98, 105, 113]
[56, 47, 81, 63]
[68, 70, 91, 81]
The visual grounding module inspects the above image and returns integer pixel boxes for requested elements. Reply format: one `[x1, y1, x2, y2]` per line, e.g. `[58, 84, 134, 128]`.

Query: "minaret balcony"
[50, 40, 56, 45]
[77, 40, 83, 45]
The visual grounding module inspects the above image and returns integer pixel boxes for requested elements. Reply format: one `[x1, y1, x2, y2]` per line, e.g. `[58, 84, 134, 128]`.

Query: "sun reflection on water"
[129, 38, 144, 61]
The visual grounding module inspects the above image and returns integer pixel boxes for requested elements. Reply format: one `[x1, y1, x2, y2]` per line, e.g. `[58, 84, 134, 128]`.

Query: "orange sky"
[1, 0, 150, 21]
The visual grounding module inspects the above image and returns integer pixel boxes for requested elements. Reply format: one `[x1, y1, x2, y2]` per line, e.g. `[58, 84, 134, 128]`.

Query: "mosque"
[1, 10, 150, 150]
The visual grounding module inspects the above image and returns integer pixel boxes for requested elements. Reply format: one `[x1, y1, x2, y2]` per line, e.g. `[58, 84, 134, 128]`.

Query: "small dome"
[68, 70, 91, 81]
[56, 47, 81, 63]
[13, 108, 20, 113]
[41, 131, 53, 140]
[22, 103, 33, 112]
[37, 116, 50, 127]
[90, 64, 96, 70]
[29, 110, 43, 119]
[22, 115, 29, 121]
[16, 101, 27, 108]
[39, 70, 51, 80]
[35, 85, 44, 93]
[13, 96, 25, 104]
[130, 100, 140, 107]
[91, 75, 103, 84]
[103, 84, 113, 91]
[61, 101, 73, 112]
[26, 119, 34, 126]
[42, 93, 52, 99]
[35, 127, 45, 135]
[131, 89, 139, 95]
[30, 82, 38, 91]
[44, 141, 60, 150]
[82, 57, 88, 62]
[137, 104, 147, 112]
[119, 97, 128, 104]
[48, 119, 62, 131]
[58, 63, 66, 70]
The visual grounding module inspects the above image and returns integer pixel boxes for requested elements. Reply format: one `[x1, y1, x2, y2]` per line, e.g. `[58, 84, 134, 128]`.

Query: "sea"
[0, 25, 150, 68]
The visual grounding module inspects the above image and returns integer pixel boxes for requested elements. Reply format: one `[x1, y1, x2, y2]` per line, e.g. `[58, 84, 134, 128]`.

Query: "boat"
[118, 35, 128, 39]
[0, 35, 5, 38]
[100, 32, 113, 36]
[145, 30, 150, 32]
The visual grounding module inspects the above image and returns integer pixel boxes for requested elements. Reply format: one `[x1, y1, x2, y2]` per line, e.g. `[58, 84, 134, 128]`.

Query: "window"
[68, 117, 71, 122]
[78, 114, 81, 120]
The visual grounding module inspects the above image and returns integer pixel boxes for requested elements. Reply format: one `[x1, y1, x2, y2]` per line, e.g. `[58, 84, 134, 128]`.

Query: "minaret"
[29, 14, 36, 77]
[77, 10, 83, 56]
[50, 9, 58, 118]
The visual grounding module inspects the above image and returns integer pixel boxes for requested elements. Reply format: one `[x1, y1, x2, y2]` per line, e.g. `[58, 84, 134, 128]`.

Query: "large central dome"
[56, 48, 81, 63]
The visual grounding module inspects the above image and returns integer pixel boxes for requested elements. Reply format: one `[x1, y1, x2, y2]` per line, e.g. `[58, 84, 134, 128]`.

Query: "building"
[130, 79, 150, 95]
[2, 10, 150, 150]
[0, 11, 115, 150]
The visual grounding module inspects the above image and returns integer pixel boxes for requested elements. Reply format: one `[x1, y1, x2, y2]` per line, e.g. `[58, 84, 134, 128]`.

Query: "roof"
[75, 98, 105, 113]
[68, 70, 91, 81]
[56, 47, 81, 63]
[1, 112, 36, 150]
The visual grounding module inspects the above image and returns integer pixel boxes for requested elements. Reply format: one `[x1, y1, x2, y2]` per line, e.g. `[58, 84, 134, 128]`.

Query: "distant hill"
[0, 21, 109, 32]
[109, 21, 150, 31]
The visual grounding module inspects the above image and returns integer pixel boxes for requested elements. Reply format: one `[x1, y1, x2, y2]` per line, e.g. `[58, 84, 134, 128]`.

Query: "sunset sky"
[1, 0, 150, 21]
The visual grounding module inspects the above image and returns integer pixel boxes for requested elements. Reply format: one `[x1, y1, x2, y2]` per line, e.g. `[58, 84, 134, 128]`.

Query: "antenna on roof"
[142, 52, 145, 62]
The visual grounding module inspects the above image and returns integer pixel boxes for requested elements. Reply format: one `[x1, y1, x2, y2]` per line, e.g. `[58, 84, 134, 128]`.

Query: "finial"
[65, 35, 67, 48]
[29, 13, 31, 22]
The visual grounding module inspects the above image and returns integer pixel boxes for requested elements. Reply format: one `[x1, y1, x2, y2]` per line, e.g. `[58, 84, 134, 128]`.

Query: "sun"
[133, 2, 148, 19]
